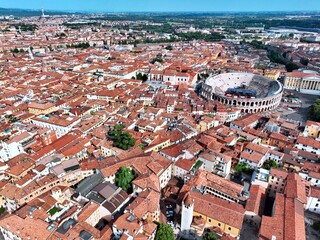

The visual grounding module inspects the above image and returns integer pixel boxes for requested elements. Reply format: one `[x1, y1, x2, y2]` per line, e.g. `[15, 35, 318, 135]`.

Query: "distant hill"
[0, 7, 78, 17]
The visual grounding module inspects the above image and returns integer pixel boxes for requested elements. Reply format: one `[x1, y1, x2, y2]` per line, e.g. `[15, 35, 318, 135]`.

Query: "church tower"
[181, 193, 194, 234]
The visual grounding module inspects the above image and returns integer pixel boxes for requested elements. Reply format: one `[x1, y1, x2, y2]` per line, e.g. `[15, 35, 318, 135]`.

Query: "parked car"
[168, 221, 174, 229]
[166, 210, 173, 215]
[167, 216, 174, 221]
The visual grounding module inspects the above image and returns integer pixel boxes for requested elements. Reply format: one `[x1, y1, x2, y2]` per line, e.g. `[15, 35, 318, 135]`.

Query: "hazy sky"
[1, 0, 320, 12]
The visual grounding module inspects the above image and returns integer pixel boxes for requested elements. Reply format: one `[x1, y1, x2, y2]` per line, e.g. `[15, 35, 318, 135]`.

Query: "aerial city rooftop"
[0, 3, 319, 240]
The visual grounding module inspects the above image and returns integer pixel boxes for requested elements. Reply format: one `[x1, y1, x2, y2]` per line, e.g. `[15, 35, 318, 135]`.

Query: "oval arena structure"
[201, 73, 283, 113]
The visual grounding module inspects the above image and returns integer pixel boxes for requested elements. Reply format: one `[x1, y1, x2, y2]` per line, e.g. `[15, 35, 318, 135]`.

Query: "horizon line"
[1, 7, 320, 14]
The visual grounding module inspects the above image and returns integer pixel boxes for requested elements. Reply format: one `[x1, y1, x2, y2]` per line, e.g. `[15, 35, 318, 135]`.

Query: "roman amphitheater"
[201, 73, 283, 113]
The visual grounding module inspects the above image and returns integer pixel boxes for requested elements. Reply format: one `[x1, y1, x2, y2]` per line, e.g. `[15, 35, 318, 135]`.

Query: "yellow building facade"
[264, 69, 281, 80]
[181, 192, 244, 238]
[28, 102, 56, 115]
[304, 121, 320, 139]
[193, 211, 241, 237]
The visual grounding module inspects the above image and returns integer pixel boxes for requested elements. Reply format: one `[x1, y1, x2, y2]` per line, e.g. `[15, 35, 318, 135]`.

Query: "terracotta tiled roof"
[175, 158, 196, 171]
[296, 136, 320, 149]
[245, 185, 266, 215]
[190, 190, 245, 229]
[285, 173, 307, 204]
[126, 189, 160, 219]
[269, 168, 288, 179]
[0, 215, 54, 239]
[260, 173, 306, 240]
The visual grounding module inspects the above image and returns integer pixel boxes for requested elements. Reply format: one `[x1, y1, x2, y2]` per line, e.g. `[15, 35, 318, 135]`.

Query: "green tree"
[300, 58, 309, 66]
[234, 163, 253, 175]
[150, 56, 163, 64]
[198, 73, 209, 80]
[313, 221, 320, 231]
[249, 40, 267, 50]
[108, 124, 136, 150]
[9, 116, 19, 123]
[141, 74, 148, 82]
[11, 48, 19, 53]
[268, 50, 286, 65]
[203, 232, 218, 240]
[136, 73, 148, 82]
[234, 163, 247, 172]
[57, 32, 67, 38]
[155, 224, 174, 240]
[115, 167, 134, 193]
[263, 159, 278, 170]
[0, 207, 5, 216]
[136, 72, 143, 80]
[308, 98, 320, 122]
[176, 31, 225, 42]
[285, 62, 299, 72]
[66, 42, 90, 49]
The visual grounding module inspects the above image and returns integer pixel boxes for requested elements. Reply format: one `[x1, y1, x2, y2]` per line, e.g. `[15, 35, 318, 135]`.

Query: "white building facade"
[0, 141, 24, 162]
[306, 186, 320, 214]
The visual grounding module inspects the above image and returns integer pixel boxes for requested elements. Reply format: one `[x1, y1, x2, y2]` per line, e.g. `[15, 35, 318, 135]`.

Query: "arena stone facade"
[201, 73, 283, 113]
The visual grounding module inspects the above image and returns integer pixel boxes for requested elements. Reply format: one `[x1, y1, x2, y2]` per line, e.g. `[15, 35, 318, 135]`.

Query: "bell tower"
[181, 193, 194, 234]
